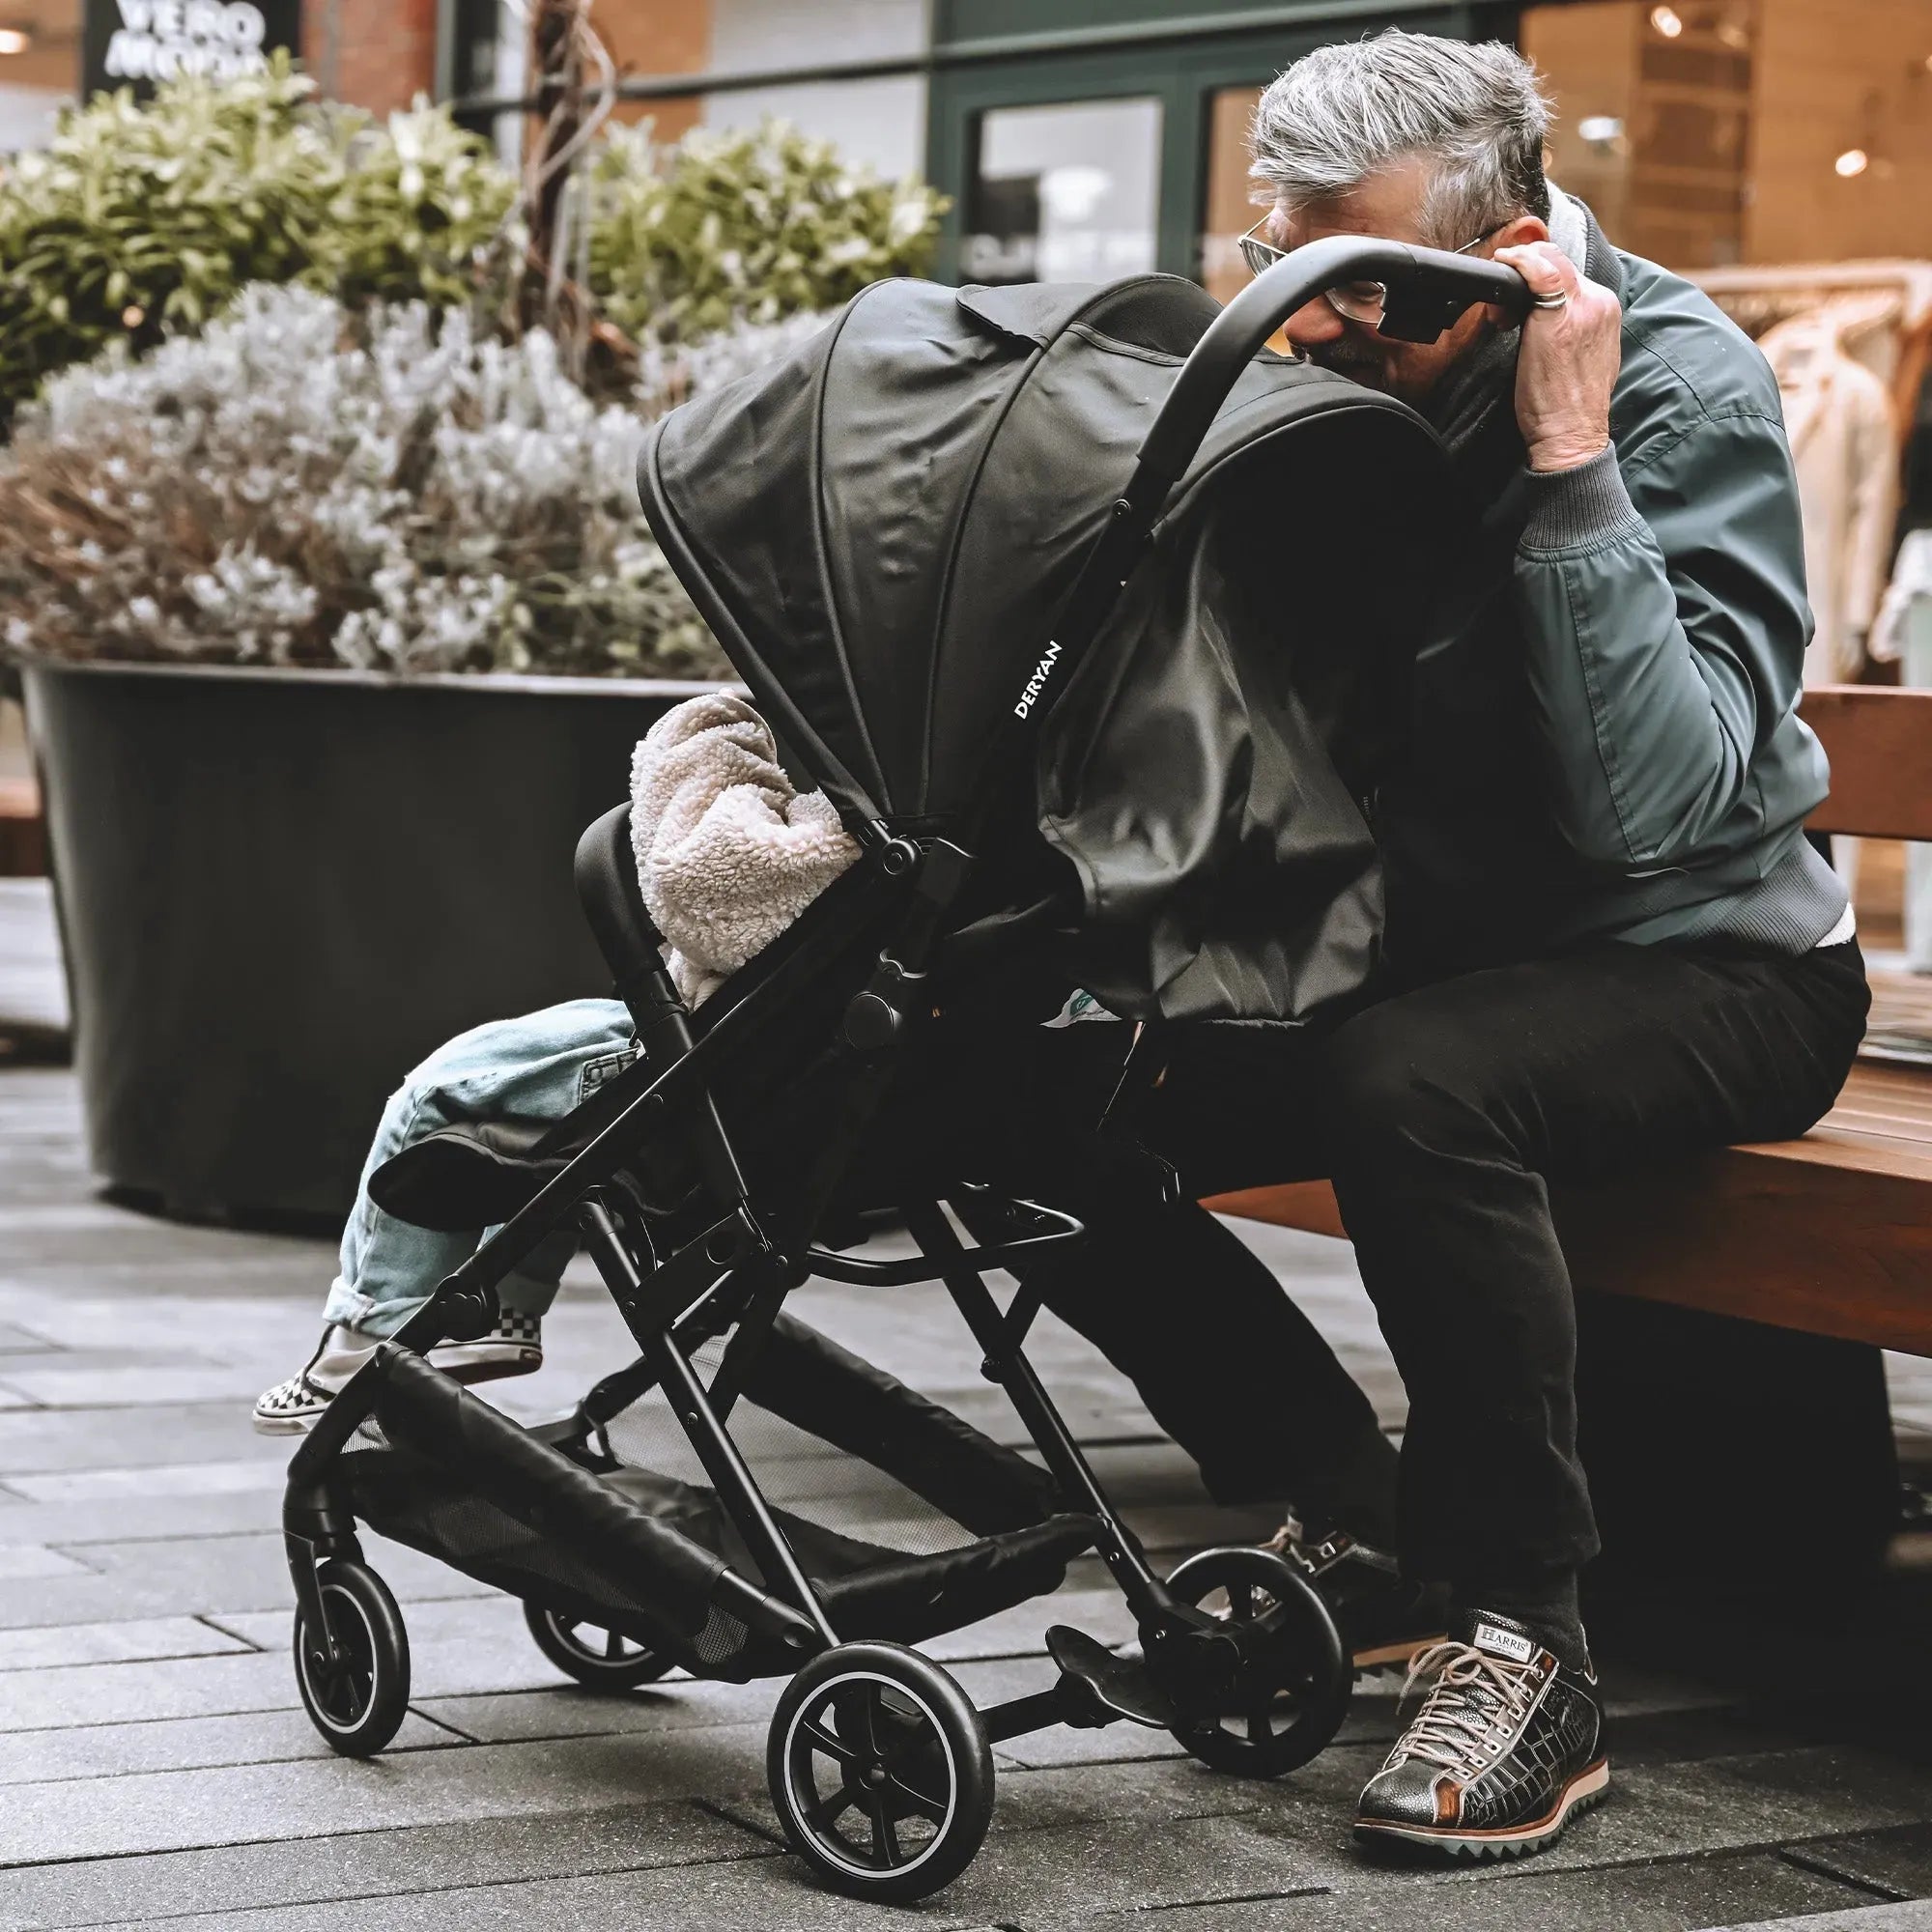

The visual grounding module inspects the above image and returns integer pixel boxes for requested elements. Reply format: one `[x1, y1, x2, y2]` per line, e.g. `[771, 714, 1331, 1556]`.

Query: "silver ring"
[1531, 291, 1570, 311]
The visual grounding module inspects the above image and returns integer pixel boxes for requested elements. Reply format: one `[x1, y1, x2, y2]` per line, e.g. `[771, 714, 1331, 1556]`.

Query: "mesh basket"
[335, 1321, 1096, 1681]
[600, 1334, 980, 1560]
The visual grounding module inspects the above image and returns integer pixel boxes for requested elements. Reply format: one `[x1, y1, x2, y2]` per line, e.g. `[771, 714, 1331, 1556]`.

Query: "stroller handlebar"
[1122, 235, 1531, 525]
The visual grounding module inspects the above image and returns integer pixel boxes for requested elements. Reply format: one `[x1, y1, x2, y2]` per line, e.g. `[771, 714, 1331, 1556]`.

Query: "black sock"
[1457, 1579, 1590, 1674]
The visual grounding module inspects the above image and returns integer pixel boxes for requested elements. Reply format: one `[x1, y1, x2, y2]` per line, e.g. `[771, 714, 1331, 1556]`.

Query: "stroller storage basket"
[338, 1337, 1099, 1681]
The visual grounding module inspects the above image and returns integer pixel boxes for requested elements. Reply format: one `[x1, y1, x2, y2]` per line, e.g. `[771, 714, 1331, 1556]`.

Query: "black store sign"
[83, 0, 302, 99]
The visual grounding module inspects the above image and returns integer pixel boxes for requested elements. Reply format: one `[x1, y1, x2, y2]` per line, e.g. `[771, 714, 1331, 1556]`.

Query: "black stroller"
[282, 240, 1528, 1902]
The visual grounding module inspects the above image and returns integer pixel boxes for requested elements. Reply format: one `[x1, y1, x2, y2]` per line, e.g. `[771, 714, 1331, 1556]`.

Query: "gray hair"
[1250, 30, 1551, 246]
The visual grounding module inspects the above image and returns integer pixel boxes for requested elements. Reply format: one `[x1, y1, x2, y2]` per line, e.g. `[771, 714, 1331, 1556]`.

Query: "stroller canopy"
[639, 274, 1453, 1019]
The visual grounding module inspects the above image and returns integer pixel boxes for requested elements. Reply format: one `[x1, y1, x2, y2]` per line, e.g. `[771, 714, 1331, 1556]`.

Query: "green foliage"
[587, 119, 948, 345]
[0, 56, 515, 419]
[322, 100, 518, 310]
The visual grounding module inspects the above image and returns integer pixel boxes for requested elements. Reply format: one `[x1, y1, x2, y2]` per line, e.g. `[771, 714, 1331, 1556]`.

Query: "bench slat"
[1801, 686, 1932, 840]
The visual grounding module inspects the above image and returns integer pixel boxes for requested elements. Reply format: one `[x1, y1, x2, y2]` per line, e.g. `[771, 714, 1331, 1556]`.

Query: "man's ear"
[1490, 213, 1549, 252]
[1481, 214, 1550, 325]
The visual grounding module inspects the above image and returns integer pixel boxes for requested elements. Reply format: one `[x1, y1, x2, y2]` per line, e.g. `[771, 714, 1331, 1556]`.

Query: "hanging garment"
[1870, 528, 1932, 972]
[1871, 526, 1932, 668]
[1760, 306, 1899, 684]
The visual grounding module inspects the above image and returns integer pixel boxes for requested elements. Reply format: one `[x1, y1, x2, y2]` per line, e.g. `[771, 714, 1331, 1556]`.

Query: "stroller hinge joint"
[843, 953, 926, 1052]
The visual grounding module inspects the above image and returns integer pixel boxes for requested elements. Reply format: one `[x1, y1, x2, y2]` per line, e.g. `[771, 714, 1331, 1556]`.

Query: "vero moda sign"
[82, 0, 302, 98]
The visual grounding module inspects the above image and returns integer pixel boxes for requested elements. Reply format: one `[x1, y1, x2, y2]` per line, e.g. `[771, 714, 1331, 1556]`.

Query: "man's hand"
[1492, 241, 1621, 474]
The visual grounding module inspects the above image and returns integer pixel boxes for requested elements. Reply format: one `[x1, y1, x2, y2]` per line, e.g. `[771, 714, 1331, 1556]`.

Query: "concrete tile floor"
[0, 1047, 1929, 1926]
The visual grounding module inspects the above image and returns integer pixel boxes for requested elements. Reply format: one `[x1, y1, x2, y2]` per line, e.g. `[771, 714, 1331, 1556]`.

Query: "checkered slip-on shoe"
[252, 1369, 337, 1435]
[1267, 1519, 1451, 1674]
[252, 1324, 379, 1436]
[427, 1309, 544, 1385]
[252, 1314, 545, 1435]
[1353, 1610, 1609, 1861]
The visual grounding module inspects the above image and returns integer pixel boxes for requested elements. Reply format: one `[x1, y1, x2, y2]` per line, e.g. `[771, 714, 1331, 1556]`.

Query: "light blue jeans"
[323, 999, 639, 1338]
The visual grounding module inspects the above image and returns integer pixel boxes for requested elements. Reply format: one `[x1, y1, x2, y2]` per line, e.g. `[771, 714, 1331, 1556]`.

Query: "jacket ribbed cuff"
[1519, 444, 1642, 552]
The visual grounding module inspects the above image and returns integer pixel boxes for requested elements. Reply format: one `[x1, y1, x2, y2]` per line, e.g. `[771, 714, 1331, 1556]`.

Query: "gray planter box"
[22, 660, 724, 1221]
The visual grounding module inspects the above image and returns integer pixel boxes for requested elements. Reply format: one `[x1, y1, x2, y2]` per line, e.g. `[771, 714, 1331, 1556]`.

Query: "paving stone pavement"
[0, 1048, 1930, 1930]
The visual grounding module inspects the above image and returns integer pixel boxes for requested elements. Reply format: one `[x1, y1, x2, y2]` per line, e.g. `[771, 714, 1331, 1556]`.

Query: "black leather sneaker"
[1352, 1609, 1609, 1860]
[1267, 1520, 1451, 1673]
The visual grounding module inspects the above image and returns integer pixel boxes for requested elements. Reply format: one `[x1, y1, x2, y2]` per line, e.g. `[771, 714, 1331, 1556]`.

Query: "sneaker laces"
[1391, 1639, 1540, 1776]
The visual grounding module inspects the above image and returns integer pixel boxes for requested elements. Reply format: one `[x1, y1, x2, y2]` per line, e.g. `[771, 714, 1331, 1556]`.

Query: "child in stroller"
[275, 245, 1529, 1902]
[253, 691, 861, 1434]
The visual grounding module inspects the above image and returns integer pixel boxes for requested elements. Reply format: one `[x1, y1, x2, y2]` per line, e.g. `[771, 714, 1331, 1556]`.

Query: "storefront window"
[0, 0, 79, 152]
[962, 96, 1162, 285]
[1523, 0, 1932, 269]
[1201, 82, 1264, 306]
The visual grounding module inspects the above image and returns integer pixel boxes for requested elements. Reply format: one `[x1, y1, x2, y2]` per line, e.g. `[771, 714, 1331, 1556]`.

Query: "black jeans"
[1012, 937, 1869, 1605]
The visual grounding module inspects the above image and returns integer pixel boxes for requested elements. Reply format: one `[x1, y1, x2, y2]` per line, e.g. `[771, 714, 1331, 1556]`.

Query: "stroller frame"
[282, 240, 1530, 1903]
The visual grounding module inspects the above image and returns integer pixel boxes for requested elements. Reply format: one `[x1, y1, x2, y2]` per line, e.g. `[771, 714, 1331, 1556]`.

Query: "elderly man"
[1024, 30, 1869, 1860]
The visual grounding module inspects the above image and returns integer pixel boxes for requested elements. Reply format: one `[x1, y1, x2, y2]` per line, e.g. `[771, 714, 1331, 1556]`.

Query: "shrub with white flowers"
[0, 284, 734, 677]
[0, 59, 516, 421]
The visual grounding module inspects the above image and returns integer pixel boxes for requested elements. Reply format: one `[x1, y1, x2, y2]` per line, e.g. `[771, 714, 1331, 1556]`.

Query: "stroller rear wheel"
[524, 1600, 674, 1690]
[1162, 1546, 1350, 1778]
[768, 1641, 994, 1903]
[293, 1559, 411, 1757]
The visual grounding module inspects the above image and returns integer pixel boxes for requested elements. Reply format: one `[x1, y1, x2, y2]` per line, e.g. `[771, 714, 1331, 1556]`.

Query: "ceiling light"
[0, 27, 31, 54]
[1650, 6, 1684, 38]
[1834, 147, 1869, 177]
[1578, 115, 1625, 143]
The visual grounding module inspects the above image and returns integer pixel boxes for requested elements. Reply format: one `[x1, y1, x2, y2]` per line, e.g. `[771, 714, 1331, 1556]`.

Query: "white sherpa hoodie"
[630, 693, 860, 1007]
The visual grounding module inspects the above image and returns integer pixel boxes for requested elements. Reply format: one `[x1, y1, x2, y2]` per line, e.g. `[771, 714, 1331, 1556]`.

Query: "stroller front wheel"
[767, 1640, 994, 1903]
[523, 1600, 674, 1690]
[293, 1559, 411, 1756]
[1161, 1545, 1350, 1778]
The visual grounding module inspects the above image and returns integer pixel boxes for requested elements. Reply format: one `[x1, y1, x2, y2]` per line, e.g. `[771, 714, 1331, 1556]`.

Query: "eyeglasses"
[1236, 219, 1506, 328]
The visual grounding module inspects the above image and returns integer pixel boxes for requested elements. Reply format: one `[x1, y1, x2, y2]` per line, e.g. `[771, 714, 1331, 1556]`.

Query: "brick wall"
[303, 0, 439, 115]
[298, 0, 713, 136]
[598, 0, 712, 144]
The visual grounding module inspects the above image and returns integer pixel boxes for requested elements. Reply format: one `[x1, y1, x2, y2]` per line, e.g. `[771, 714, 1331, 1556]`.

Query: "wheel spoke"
[868, 1794, 903, 1867]
[604, 1629, 622, 1662]
[884, 1768, 948, 1824]
[805, 1787, 859, 1833]
[1226, 1581, 1257, 1624]
[799, 1716, 855, 1764]
[858, 1688, 888, 1760]
[1243, 1701, 1276, 1745]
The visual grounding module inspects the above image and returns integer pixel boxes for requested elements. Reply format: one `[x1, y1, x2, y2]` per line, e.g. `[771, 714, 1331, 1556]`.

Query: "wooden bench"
[1200, 687, 1932, 1582]
[0, 777, 43, 878]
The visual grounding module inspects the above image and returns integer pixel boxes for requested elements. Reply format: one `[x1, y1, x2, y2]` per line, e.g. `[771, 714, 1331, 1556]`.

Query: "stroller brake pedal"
[1044, 1624, 1178, 1730]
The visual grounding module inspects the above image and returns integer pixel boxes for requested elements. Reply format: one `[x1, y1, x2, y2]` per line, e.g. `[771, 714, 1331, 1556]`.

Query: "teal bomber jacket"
[1379, 205, 1848, 977]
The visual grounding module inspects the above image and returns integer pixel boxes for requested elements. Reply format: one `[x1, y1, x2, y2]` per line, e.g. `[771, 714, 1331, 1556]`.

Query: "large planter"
[23, 661, 724, 1221]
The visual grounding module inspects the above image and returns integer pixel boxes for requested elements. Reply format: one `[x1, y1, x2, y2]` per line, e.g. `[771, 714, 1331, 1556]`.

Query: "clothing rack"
[1691, 261, 1932, 434]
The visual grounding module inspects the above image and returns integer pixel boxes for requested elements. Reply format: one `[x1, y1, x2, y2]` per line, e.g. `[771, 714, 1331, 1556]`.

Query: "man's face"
[1271, 158, 1544, 407]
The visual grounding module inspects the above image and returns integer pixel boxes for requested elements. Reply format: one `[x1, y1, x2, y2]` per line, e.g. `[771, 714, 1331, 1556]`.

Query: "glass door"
[964, 97, 1165, 285]
[1201, 82, 1269, 306]
[926, 12, 1465, 293]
